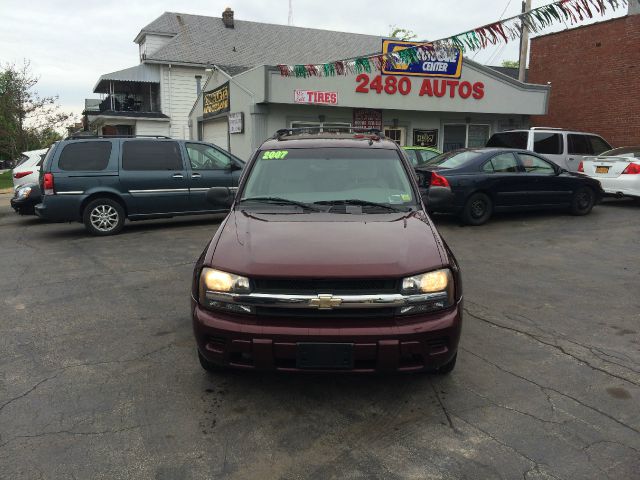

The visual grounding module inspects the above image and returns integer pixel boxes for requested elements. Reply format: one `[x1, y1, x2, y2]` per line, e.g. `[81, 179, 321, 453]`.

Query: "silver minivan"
[486, 128, 612, 172]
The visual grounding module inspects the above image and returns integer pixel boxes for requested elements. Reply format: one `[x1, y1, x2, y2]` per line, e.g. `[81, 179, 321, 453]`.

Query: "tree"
[388, 25, 417, 41]
[501, 60, 519, 68]
[0, 61, 73, 161]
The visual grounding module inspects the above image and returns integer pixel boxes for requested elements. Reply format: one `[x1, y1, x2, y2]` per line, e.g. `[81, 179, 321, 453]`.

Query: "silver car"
[486, 127, 611, 172]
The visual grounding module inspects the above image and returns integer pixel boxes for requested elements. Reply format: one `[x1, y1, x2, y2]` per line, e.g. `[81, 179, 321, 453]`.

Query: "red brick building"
[528, 6, 640, 147]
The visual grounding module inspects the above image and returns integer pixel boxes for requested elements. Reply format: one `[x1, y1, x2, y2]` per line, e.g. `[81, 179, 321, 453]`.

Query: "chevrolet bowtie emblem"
[309, 294, 343, 310]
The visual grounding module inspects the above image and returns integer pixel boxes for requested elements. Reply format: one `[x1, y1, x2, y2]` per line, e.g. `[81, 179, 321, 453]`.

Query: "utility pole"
[518, 0, 531, 82]
[288, 0, 293, 26]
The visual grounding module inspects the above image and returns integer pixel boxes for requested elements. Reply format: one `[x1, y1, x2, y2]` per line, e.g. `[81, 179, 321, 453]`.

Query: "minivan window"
[587, 135, 611, 155]
[58, 142, 112, 171]
[122, 141, 183, 170]
[533, 133, 563, 155]
[486, 132, 528, 149]
[567, 134, 591, 155]
[186, 143, 231, 170]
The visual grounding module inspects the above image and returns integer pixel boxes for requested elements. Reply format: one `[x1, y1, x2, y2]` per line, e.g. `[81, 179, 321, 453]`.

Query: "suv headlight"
[399, 268, 454, 314]
[15, 186, 32, 199]
[199, 268, 254, 314]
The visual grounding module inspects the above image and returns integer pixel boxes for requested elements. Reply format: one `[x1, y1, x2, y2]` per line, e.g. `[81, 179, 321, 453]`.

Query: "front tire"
[570, 187, 595, 216]
[435, 353, 457, 375]
[198, 350, 223, 373]
[82, 198, 125, 236]
[461, 193, 493, 225]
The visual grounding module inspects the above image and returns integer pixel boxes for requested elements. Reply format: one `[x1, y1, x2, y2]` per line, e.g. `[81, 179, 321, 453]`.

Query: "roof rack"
[66, 134, 173, 140]
[529, 127, 562, 130]
[272, 127, 385, 140]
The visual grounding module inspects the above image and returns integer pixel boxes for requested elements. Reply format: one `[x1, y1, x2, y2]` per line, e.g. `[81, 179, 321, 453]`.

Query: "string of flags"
[277, 0, 632, 78]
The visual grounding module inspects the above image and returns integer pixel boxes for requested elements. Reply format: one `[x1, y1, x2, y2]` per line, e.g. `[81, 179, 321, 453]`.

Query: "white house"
[84, 8, 385, 140]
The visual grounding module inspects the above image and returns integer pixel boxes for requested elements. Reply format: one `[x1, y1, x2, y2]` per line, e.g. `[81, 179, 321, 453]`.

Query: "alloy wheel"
[90, 205, 119, 232]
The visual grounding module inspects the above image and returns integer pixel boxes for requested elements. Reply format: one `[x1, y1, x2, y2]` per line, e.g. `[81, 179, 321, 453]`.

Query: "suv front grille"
[255, 306, 396, 319]
[253, 278, 398, 295]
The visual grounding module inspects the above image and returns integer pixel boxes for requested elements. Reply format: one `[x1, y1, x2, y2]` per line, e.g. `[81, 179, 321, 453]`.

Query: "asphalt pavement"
[0, 193, 639, 479]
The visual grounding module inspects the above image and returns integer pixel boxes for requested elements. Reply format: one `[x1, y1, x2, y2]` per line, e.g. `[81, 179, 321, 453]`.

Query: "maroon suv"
[191, 129, 462, 373]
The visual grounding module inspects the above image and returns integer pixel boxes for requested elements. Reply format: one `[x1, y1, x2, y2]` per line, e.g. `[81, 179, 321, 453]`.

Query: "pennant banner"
[277, 0, 632, 78]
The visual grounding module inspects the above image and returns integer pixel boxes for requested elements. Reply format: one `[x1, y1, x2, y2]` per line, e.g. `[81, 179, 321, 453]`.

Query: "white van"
[486, 128, 611, 172]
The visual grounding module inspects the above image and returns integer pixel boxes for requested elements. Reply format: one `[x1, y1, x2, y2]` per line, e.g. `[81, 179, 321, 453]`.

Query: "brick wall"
[528, 15, 640, 147]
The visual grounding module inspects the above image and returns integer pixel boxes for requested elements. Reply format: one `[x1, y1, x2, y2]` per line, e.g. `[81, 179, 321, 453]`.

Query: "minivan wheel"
[570, 187, 595, 216]
[83, 198, 125, 236]
[461, 193, 493, 225]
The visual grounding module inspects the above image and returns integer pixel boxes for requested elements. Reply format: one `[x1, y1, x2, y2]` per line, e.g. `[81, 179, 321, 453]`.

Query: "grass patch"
[0, 170, 13, 190]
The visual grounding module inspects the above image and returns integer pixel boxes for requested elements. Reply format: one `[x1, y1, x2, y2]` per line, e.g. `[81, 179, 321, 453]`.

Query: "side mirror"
[228, 162, 243, 172]
[206, 187, 233, 207]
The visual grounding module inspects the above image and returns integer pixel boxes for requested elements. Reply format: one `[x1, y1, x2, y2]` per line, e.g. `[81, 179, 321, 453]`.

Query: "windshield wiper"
[239, 196, 319, 211]
[313, 199, 405, 212]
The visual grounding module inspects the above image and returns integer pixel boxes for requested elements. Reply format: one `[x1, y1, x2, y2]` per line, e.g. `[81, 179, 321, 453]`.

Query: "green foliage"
[0, 171, 13, 190]
[501, 60, 520, 68]
[388, 25, 417, 41]
[0, 61, 73, 162]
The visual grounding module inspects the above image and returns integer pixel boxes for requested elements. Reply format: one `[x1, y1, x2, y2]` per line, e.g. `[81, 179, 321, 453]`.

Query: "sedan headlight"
[199, 268, 254, 314]
[15, 186, 32, 199]
[399, 268, 454, 315]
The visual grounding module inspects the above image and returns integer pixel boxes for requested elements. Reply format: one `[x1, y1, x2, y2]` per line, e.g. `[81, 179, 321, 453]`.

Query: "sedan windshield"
[241, 147, 416, 208]
[422, 150, 483, 168]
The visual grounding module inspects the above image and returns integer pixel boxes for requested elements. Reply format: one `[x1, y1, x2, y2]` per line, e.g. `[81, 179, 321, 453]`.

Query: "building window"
[384, 127, 406, 146]
[290, 121, 351, 132]
[443, 124, 491, 152]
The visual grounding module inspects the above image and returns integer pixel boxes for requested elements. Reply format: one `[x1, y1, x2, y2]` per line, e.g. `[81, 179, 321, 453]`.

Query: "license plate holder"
[596, 166, 609, 174]
[296, 343, 354, 369]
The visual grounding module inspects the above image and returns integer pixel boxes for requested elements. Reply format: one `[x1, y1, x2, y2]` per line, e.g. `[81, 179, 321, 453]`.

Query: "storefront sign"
[203, 83, 230, 118]
[353, 109, 382, 130]
[413, 129, 438, 148]
[228, 112, 243, 134]
[294, 89, 338, 105]
[355, 74, 484, 100]
[382, 40, 463, 78]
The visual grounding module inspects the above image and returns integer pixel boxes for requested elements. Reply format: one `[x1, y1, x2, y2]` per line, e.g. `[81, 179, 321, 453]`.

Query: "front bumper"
[192, 298, 462, 373]
[11, 196, 41, 215]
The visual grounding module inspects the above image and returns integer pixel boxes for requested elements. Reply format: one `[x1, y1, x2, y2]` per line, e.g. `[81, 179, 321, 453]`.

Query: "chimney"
[629, 0, 640, 15]
[222, 7, 234, 28]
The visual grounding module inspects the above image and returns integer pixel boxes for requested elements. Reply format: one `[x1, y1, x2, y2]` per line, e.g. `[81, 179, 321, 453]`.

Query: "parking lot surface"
[1, 194, 639, 480]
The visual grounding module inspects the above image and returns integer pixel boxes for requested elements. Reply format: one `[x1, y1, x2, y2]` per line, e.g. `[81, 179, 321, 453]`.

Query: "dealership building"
[189, 46, 550, 160]
[83, 8, 550, 156]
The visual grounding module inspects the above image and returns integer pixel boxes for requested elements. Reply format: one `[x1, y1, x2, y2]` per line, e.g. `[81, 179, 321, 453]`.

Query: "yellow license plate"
[596, 166, 609, 174]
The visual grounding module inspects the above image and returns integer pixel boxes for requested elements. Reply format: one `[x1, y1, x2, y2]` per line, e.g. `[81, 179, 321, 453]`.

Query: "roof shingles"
[138, 12, 383, 67]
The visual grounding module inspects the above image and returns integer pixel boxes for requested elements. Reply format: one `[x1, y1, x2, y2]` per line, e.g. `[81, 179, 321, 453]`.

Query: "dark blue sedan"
[415, 148, 604, 225]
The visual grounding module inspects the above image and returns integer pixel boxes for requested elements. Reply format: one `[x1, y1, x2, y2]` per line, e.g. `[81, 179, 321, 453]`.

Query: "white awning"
[93, 64, 160, 93]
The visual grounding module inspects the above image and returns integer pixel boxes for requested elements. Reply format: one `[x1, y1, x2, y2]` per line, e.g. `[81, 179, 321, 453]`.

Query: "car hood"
[207, 209, 445, 278]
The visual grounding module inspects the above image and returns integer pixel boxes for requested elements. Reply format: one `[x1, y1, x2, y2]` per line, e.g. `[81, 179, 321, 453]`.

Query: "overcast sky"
[0, 0, 625, 120]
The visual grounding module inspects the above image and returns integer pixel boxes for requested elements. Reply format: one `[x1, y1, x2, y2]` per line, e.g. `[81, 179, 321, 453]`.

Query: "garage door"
[202, 118, 229, 150]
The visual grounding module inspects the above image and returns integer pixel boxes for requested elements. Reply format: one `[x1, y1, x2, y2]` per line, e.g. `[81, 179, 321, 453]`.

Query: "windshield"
[422, 150, 482, 169]
[241, 147, 416, 208]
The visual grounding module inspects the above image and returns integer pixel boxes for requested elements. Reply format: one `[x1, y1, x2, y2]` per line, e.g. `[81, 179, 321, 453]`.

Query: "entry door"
[203, 118, 229, 150]
[185, 142, 235, 211]
[119, 140, 190, 215]
[384, 127, 406, 146]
